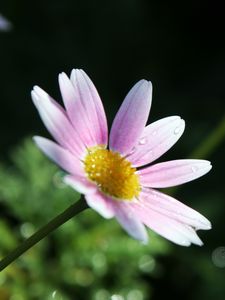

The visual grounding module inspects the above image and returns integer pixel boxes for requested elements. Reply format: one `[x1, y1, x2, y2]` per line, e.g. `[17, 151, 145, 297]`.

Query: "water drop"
[174, 126, 181, 135]
[191, 166, 198, 173]
[139, 137, 147, 145]
[181, 239, 189, 246]
[152, 130, 157, 136]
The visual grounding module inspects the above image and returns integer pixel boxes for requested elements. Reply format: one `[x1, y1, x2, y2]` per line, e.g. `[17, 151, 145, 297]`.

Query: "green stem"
[0, 197, 88, 272]
[189, 114, 225, 159]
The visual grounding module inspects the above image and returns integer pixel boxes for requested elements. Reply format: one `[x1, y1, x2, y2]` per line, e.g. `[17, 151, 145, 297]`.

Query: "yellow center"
[84, 147, 141, 200]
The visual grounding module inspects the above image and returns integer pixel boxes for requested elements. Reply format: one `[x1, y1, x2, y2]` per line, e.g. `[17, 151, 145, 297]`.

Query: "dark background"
[0, 1, 225, 299]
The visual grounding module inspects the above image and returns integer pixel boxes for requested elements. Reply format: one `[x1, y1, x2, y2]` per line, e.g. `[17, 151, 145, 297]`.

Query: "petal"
[58, 72, 94, 147]
[113, 201, 148, 243]
[32, 86, 86, 158]
[138, 189, 211, 230]
[85, 191, 115, 219]
[109, 80, 152, 155]
[33, 136, 84, 176]
[64, 174, 97, 195]
[138, 159, 212, 188]
[129, 197, 204, 246]
[61, 69, 108, 147]
[126, 116, 185, 167]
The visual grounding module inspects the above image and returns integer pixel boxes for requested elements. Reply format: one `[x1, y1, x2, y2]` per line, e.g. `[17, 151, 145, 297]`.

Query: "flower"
[32, 69, 212, 246]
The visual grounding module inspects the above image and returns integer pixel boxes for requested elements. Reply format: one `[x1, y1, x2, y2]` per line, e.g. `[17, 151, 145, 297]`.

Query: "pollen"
[84, 147, 141, 200]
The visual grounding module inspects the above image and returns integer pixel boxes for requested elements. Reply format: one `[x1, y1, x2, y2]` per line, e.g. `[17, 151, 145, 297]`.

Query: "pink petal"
[85, 191, 115, 219]
[109, 80, 152, 155]
[126, 116, 185, 167]
[31, 86, 85, 158]
[33, 136, 84, 176]
[113, 201, 148, 243]
[129, 197, 203, 246]
[138, 189, 211, 230]
[64, 175, 97, 195]
[58, 72, 94, 147]
[60, 69, 108, 147]
[138, 159, 212, 188]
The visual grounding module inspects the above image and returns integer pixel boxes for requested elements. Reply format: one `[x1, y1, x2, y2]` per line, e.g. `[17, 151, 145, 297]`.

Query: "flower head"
[32, 69, 212, 246]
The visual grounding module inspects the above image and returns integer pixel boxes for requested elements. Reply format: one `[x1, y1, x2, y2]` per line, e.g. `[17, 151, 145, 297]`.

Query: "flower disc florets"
[84, 147, 140, 200]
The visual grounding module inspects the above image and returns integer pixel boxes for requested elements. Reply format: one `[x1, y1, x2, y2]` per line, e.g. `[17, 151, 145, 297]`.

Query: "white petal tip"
[191, 234, 204, 246]
[70, 68, 82, 78]
[32, 136, 46, 146]
[31, 90, 39, 103]
[197, 240, 204, 247]
[205, 161, 212, 172]
[140, 236, 149, 245]
[179, 237, 203, 247]
[179, 240, 191, 247]
[197, 221, 212, 231]
[32, 86, 49, 103]
[206, 221, 212, 230]
[179, 119, 185, 131]
[129, 226, 149, 244]
[33, 85, 42, 93]
[32, 136, 39, 143]
[58, 72, 68, 81]
[140, 79, 152, 90]
[63, 176, 76, 186]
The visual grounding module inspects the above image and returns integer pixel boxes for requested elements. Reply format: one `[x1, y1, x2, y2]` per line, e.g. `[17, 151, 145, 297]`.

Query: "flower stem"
[189, 114, 225, 159]
[0, 197, 88, 272]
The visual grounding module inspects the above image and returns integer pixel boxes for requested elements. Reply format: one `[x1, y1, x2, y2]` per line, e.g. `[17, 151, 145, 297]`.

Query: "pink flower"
[32, 69, 212, 246]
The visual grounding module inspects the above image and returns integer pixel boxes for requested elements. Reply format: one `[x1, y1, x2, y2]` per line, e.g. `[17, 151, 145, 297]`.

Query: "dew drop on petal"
[174, 126, 182, 135]
[191, 166, 198, 173]
[181, 239, 190, 246]
[139, 137, 147, 145]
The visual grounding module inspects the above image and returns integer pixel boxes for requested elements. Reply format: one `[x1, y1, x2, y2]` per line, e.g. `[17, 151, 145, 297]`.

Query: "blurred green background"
[0, 0, 225, 299]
